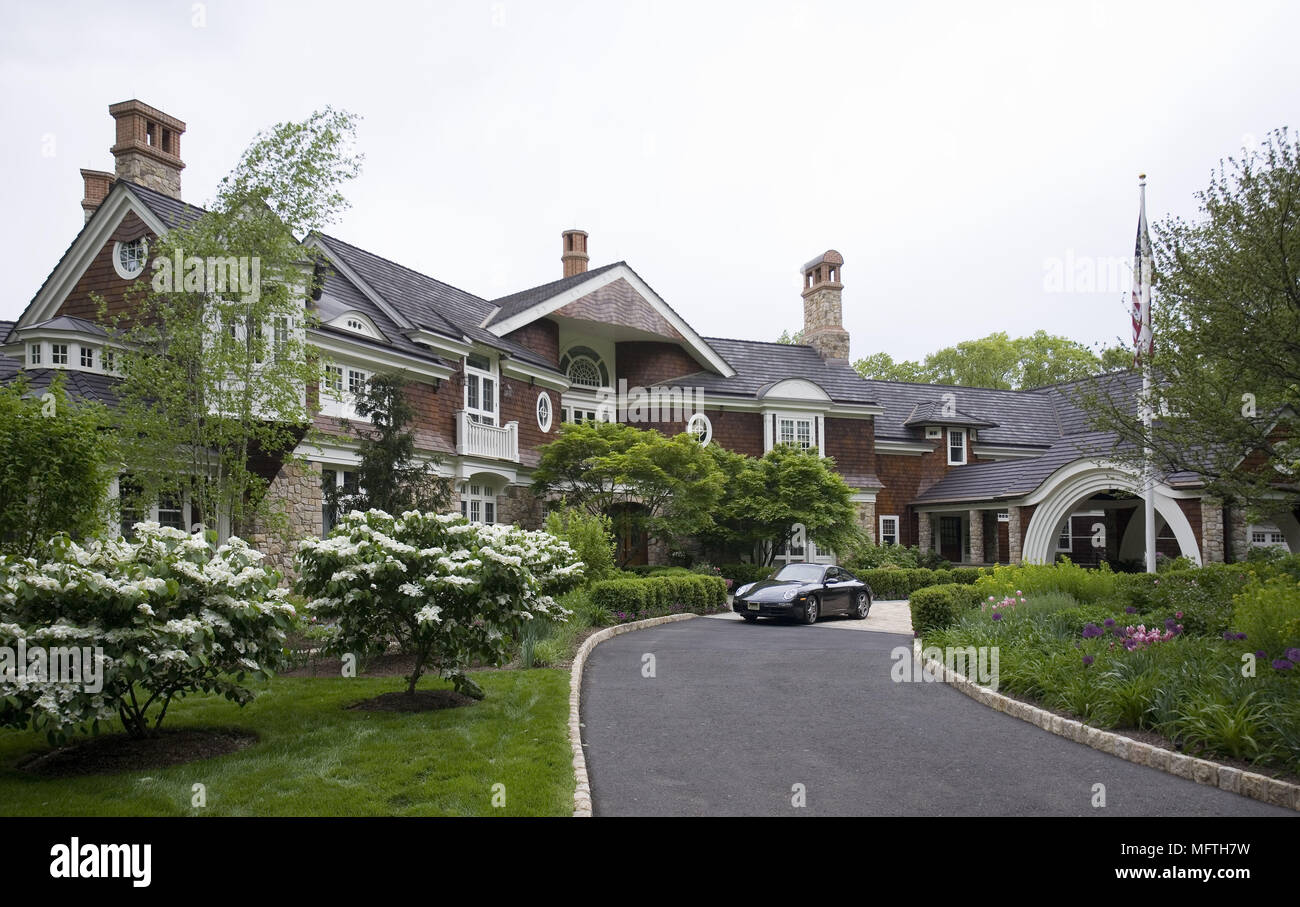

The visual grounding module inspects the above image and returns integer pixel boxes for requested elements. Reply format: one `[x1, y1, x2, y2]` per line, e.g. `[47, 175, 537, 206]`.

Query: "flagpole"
[1138, 173, 1157, 574]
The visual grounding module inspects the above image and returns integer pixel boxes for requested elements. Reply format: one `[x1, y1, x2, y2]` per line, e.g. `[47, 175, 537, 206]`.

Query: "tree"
[776, 329, 804, 344]
[700, 444, 859, 564]
[850, 330, 1129, 389]
[0, 375, 118, 557]
[103, 108, 362, 540]
[1079, 127, 1300, 514]
[531, 420, 723, 564]
[324, 372, 450, 520]
[296, 510, 582, 699]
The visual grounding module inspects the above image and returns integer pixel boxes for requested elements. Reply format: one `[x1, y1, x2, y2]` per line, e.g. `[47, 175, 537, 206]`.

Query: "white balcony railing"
[456, 410, 519, 462]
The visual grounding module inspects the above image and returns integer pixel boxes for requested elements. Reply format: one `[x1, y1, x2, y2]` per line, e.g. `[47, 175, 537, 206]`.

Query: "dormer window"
[29, 344, 41, 366]
[948, 428, 967, 465]
[327, 311, 382, 340]
[80, 347, 95, 369]
[50, 344, 69, 367]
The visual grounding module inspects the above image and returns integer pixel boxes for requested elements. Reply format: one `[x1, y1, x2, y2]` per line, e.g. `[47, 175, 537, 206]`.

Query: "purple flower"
[992, 613, 1003, 621]
[1272, 659, 1293, 671]
[1082, 655, 1094, 667]
[1236, 633, 1248, 641]
[1164, 618, 1178, 631]
[1104, 618, 1115, 628]
[1125, 606, 1137, 614]
[1082, 623, 1104, 639]
[1287, 648, 1300, 663]
[1255, 650, 1267, 658]
[1222, 631, 1234, 640]
[1123, 639, 1138, 651]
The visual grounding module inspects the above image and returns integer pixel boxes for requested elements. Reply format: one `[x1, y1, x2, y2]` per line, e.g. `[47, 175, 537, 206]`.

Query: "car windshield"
[774, 564, 824, 584]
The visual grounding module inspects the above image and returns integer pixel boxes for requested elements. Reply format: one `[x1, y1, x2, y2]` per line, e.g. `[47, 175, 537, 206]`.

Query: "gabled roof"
[16, 315, 109, 336]
[863, 379, 1060, 447]
[308, 233, 558, 371]
[661, 338, 879, 406]
[124, 180, 206, 229]
[484, 262, 624, 326]
[0, 322, 13, 344]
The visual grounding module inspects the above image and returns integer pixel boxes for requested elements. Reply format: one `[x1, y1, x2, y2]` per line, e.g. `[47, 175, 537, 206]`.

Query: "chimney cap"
[801, 249, 844, 273]
[108, 99, 187, 132]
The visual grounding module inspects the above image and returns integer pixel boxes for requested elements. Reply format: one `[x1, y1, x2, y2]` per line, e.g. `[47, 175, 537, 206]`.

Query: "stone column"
[918, 512, 933, 553]
[1008, 507, 1023, 565]
[968, 509, 984, 564]
[1226, 505, 1249, 563]
[854, 500, 876, 544]
[1200, 498, 1225, 564]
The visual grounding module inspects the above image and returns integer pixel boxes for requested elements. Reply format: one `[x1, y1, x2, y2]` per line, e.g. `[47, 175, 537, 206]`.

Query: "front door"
[939, 516, 963, 563]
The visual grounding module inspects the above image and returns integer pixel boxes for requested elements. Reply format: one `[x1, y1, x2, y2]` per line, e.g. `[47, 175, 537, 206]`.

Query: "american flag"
[1131, 175, 1153, 366]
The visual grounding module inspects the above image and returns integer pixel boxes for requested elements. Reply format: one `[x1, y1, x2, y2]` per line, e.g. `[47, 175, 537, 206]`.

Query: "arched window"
[559, 347, 610, 389]
[686, 412, 712, 446]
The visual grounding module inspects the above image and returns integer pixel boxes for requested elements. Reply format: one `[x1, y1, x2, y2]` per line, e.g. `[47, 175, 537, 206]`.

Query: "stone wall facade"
[250, 460, 323, 577]
[853, 499, 876, 543]
[1201, 499, 1225, 564]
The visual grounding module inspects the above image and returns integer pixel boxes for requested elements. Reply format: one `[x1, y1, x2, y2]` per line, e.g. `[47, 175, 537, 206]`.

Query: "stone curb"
[912, 639, 1300, 813]
[570, 613, 699, 817]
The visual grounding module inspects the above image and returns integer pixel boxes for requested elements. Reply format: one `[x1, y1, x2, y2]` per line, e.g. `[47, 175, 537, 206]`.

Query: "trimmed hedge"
[909, 583, 985, 634]
[857, 567, 963, 600]
[590, 574, 729, 619]
[717, 563, 776, 586]
[1112, 564, 1258, 636]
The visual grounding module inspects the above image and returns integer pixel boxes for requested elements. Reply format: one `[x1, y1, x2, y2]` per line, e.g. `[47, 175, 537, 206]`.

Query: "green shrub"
[950, 567, 983, 585]
[1232, 575, 1300, 659]
[588, 574, 727, 622]
[842, 542, 950, 571]
[718, 563, 776, 586]
[974, 559, 1117, 604]
[1113, 564, 1256, 636]
[544, 507, 617, 583]
[910, 583, 983, 634]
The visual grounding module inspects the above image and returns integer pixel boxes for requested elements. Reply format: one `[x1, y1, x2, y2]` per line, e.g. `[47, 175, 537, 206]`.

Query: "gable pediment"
[554, 277, 684, 342]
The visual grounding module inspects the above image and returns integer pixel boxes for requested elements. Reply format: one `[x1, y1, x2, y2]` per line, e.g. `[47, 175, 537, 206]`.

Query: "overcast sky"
[3, 0, 1296, 363]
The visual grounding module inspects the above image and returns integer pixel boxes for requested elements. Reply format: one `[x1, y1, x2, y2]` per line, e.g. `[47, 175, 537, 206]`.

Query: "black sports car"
[731, 563, 873, 624]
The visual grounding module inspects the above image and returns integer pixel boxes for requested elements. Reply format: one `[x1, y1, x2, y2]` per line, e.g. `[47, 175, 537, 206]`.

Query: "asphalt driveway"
[579, 617, 1292, 816]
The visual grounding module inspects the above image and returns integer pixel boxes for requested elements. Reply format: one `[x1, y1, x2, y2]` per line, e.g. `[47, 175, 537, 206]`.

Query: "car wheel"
[801, 594, 819, 625]
[741, 613, 759, 623]
[853, 590, 871, 620]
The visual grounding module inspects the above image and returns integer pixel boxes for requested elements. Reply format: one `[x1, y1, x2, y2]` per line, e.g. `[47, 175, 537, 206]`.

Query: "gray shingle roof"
[310, 233, 559, 371]
[19, 316, 109, 336]
[863, 379, 1059, 446]
[0, 321, 13, 344]
[902, 401, 998, 429]
[125, 181, 206, 229]
[913, 431, 1126, 504]
[662, 339, 879, 405]
[0, 366, 121, 407]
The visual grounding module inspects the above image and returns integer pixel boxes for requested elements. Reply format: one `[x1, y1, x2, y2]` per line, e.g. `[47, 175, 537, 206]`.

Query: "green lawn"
[0, 669, 574, 817]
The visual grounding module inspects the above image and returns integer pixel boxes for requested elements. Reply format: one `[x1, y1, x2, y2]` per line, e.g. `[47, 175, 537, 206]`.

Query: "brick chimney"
[80, 168, 116, 222]
[562, 229, 589, 277]
[801, 250, 849, 361]
[107, 99, 186, 200]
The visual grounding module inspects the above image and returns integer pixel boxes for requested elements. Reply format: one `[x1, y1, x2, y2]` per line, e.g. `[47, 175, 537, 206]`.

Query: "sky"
[2, 0, 1296, 363]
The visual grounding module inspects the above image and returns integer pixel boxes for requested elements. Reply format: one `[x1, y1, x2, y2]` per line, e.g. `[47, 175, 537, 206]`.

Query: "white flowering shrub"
[0, 524, 296, 742]
[295, 509, 584, 698]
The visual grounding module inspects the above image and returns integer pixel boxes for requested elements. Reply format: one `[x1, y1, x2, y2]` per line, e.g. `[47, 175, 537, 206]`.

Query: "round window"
[536, 391, 553, 432]
[686, 412, 712, 446]
[113, 238, 147, 280]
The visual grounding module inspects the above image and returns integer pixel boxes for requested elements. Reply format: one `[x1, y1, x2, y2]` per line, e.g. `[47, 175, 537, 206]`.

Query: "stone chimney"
[801, 249, 849, 361]
[562, 229, 589, 277]
[107, 99, 186, 200]
[80, 168, 116, 222]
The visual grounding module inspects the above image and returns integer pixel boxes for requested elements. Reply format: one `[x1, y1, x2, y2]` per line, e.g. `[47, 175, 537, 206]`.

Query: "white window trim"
[1057, 520, 1072, 551]
[536, 390, 553, 432]
[1248, 523, 1287, 547]
[460, 482, 498, 525]
[947, 428, 967, 465]
[766, 411, 823, 455]
[320, 361, 371, 422]
[464, 354, 499, 426]
[686, 411, 712, 446]
[879, 514, 899, 546]
[112, 238, 148, 281]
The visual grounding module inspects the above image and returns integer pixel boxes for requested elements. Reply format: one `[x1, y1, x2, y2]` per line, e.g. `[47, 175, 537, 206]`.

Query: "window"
[80, 346, 94, 369]
[1249, 524, 1286, 547]
[50, 344, 68, 366]
[113, 238, 147, 280]
[103, 350, 115, 372]
[28, 344, 40, 366]
[274, 315, 290, 353]
[997, 511, 1010, 522]
[559, 347, 610, 389]
[322, 468, 360, 534]
[948, 428, 967, 465]
[348, 368, 368, 396]
[464, 355, 496, 426]
[879, 515, 899, 546]
[324, 365, 343, 394]
[118, 477, 190, 539]
[925, 426, 942, 439]
[686, 412, 712, 446]
[156, 494, 185, 530]
[460, 483, 496, 525]
[779, 416, 813, 451]
[536, 392, 553, 432]
[346, 318, 365, 331]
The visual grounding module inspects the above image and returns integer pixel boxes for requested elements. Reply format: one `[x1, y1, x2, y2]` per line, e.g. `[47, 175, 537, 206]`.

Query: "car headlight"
[736, 583, 753, 598]
[782, 588, 799, 601]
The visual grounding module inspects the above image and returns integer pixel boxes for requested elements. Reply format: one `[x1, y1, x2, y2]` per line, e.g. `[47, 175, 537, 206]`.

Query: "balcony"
[456, 410, 519, 462]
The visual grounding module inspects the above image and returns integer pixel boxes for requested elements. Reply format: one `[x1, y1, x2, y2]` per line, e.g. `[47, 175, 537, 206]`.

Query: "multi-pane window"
[156, 494, 185, 530]
[460, 484, 496, 525]
[324, 365, 343, 394]
[1250, 526, 1286, 547]
[948, 428, 967, 465]
[779, 417, 813, 451]
[321, 468, 360, 534]
[1057, 520, 1072, 551]
[274, 316, 290, 353]
[103, 350, 115, 372]
[29, 344, 40, 366]
[50, 344, 69, 366]
[464, 355, 496, 426]
[348, 368, 368, 396]
[80, 346, 94, 369]
[879, 515, 899, 546]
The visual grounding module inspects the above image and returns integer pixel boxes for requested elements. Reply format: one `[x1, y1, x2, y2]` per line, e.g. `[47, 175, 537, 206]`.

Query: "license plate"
[747, 602, 759, 611]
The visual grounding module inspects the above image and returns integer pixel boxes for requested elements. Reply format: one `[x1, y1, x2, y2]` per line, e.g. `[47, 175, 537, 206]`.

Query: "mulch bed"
[346, 690, 477, 712]
[17, 727, 258, 778]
